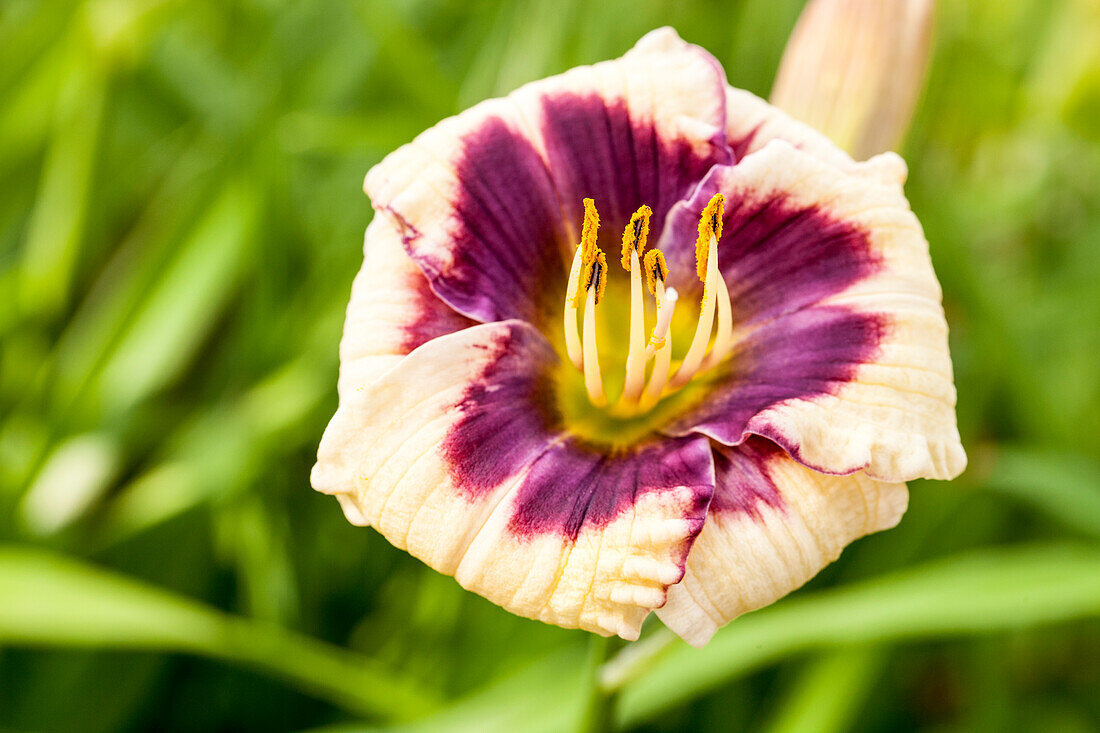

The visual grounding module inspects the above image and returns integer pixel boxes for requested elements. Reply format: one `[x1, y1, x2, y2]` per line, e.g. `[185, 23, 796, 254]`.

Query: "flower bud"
[770, 0, 935, 159]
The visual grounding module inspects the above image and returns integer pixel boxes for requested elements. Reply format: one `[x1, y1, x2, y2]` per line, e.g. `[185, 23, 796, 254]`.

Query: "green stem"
[577, 634, 619, 733]
[599, 627, 678, 693]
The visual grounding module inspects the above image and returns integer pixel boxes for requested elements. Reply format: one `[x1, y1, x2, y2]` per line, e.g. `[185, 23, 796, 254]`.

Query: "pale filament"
[670, 232, 719, 389]
[581, 281, 606, 406]
[563, 245, 584, 369]
[699, 273, 733, 372]
[620, 247, 647, 404]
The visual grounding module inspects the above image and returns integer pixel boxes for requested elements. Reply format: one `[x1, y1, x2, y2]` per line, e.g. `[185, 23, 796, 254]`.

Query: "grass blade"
[304, 544, 1100, 732]
[618, 544, 1100, 725]
[94, 176, 260, 411]
[982, 446, 1100, 539]
[17, 52, 106, 320]
[0, 545, 441, 720]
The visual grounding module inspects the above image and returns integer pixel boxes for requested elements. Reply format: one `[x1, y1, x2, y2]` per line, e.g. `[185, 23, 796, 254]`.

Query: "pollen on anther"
[571, 199, 602, 308]
[695, 193, 725, 281]
[644, 249, 668, 296]
[585, 250, 608, 304]
[620, 205, 652, 270]
[580, 197, 600, 264]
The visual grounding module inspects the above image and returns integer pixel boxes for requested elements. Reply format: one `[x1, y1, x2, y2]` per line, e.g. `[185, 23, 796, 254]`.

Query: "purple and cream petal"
[453, 436, 713, 638]
[657, 439, 908, 647]
[364, 97, 567, 325]
[364, 27, 732, 326]
[336, 216, 475, 400]
[662, 140, 965, 482]
[512, 27, 733, 241]
[312, 321, 715, 639]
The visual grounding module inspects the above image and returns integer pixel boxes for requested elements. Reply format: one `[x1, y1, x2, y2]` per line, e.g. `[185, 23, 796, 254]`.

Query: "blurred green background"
[2, 0, 1099, 731]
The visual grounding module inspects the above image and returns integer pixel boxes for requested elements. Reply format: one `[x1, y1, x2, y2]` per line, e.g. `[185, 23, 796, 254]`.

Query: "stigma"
[562, 195, 733, 412]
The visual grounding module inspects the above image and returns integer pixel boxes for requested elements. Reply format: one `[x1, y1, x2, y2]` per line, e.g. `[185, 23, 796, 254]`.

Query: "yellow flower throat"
[561, 194, 733, 418]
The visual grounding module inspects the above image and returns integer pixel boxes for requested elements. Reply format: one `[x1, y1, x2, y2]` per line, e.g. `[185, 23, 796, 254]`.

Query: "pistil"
[644, 248, 674, 359]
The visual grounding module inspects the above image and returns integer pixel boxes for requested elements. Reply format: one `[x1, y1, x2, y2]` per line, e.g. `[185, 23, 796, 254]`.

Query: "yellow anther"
[583, 250, 608, 305]
[643, 249, 668, 296]
[580, 198, 600, 264]
[620, 205, 652, 270]
[694, 193, 724, 281]
[571, 198, 601, 308]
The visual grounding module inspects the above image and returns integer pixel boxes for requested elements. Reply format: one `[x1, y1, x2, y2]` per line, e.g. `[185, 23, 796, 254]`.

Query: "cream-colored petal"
[337, 216, 472, 401]
[453, 482, 707, 640]
[657, 441, 908, 647]
[327, 217, 473, 517]
[313, 321, 713, 639]
[735, 140, 964, 482]
[726, 86, 908, 187]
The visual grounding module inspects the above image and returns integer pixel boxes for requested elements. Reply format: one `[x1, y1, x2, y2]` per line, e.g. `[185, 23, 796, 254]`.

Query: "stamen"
[672, 194, 725, 389]
[561, 195, 732, 411]
[620, 206, 653, 404]
[582, 250, 608, 406]
[563, 198, 600, 369]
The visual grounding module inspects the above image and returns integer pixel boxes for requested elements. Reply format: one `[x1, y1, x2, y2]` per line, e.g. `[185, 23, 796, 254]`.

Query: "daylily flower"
[312, 28, 965, 646]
